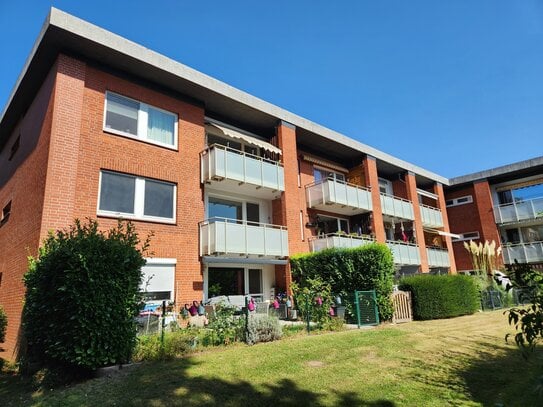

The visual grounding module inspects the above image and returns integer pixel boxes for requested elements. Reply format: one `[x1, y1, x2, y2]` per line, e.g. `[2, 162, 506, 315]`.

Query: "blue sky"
[1, 1, 542, 177]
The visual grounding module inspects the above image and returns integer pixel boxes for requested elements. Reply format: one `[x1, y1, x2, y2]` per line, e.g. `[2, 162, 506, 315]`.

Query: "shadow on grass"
[1, 356, 397, 407]
[407, 339, 543, 406]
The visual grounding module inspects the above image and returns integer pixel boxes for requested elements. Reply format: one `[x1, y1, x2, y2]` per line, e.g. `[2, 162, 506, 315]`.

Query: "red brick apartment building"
[2, 8, 539, 360]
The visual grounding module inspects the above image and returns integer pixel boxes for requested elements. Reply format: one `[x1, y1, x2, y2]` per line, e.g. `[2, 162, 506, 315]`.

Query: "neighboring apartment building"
[0, 8, 479, 361]
[446, 158, 543, 272]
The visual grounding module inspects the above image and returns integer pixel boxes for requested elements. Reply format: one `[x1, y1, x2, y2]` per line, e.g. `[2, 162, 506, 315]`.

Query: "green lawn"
[2, 310, 542, 406]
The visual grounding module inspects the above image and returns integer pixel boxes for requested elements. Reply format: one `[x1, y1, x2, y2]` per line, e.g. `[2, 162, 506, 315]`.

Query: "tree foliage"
[0, 305, 7, 343]
[23, 219, 150, 371]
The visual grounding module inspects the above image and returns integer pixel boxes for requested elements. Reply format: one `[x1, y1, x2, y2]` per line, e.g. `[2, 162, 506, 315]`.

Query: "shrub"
[133, 331, 198, 361]
[245, 315, 282, 345]
[206, 303, 244, 345]
[290, 243, 395, 321]
[0, 306, 6, 343]
[290, 277, 333, 327]
[399, 274, 480, 320]
[23, 219, 150, 371]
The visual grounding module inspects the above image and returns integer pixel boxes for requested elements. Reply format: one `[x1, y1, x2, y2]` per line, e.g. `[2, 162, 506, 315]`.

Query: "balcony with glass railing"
[427, 247, 450, 268]
[305, 179, 372, 216]
[420, 204, 444, 228]
[200, 144, 284, 198]
[199, 217, 288, 258]
[502, 241, 543, 264]
[386, 241, 421, 265]
[310, 233, 375, 252]
[380, 193, 415, 221]
[494, 197, 543, 225]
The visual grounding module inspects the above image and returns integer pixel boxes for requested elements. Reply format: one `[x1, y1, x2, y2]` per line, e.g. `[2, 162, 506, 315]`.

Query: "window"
[378, 178, 393, 195]
[98, 171, 176, 222]
[452, 231, 480, 242]
[207, 267, 263, 299]
[314, 167, 345, 183]
[316, 215, 349, 235]
[446, 195, 473, 207]
[207, 196, 260, 224]
[141, 260, 176, 303]
[1, 200, 11, 226]
[104, 92, 178, 149]
[8, 135, 20, 161]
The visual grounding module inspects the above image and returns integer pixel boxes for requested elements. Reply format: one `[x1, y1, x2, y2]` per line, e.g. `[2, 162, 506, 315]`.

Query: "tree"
[23, 219, 151, 371]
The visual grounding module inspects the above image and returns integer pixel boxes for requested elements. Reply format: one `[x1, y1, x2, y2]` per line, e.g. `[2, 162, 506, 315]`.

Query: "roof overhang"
[0, 7, 449, 185]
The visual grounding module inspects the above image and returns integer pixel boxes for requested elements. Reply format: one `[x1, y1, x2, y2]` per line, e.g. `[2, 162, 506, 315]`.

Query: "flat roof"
[449, 156, 543, 186]
[0, 7, 451, 185]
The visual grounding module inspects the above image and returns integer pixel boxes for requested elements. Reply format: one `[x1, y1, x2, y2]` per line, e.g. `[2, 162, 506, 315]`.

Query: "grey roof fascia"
[1, 7, 448, 184]
[449, 156, 543, 186]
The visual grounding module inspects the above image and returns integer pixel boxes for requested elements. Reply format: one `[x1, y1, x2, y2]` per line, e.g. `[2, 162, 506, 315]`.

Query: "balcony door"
[208, 196, 260, 224]
[207, 267, 263, 299]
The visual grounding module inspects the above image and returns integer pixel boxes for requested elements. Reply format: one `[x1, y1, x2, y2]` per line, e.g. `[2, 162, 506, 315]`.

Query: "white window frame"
[103, 91, 178, 150]
[378, 178, 393, 195]
[452, 231, 480, 242]
[141, 258, 177, 303]
[97, 171, 177, 224]
[313, 165, 346, 183]
[446, 195, 473, 207]
[204, 265, 265, 301]
[205, 192, 267, 224]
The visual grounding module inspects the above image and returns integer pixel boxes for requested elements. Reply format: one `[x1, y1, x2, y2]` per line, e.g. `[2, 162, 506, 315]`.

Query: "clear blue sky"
[1, 1, 542, 177]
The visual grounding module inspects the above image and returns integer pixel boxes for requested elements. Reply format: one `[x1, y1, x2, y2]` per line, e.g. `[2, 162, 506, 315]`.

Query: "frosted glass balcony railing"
[199, 217, 288, 258]
[502, 241, 543, 264]
[310, 233, 375, 252]
[306, 179, 372, 215]
[420, 204, 444, 228]
[427, 247, 450, 268]
[380, 193, 415, 221]
[386, 241, 421, 265]
[494, 197, 543, 225]
[201, 144, 284, 191]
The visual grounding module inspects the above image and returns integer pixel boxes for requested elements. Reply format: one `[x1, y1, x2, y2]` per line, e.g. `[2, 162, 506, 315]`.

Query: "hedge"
[399, 274, 480, 320]
[290, 243, 395, 321]
[23, 219, 149, 371]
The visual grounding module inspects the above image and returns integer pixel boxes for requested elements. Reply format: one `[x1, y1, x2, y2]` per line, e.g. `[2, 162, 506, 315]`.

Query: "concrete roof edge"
[449, 156, 543, 185]
[2, 7, 448, 184]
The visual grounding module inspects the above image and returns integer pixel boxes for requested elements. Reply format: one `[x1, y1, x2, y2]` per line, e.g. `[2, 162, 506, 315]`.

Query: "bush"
[133, 331, 198, 361]
[399, 274, 480, 320]
[245, 315, 282, 345]
[290, 243, 395, 321]
[290, 277, 334, 327]
[0, 306, 6, 343]
[206, 303, 244, 345]
[23, 219, 150, 371]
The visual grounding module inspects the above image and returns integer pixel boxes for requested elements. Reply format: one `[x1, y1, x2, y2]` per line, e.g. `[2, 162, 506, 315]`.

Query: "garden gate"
[354, 290, 379, 327]
[392, 290, 412, 323]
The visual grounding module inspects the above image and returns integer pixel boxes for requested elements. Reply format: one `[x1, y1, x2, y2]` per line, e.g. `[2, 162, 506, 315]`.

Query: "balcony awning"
[205, 122, 282, 155]
[417, 188, 438, 200]
[301, 154, 349, 173]
[424, 228, 461, 239]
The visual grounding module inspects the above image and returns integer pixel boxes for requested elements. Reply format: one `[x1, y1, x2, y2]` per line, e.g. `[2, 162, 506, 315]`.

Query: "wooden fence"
[392, 290, 412, 323]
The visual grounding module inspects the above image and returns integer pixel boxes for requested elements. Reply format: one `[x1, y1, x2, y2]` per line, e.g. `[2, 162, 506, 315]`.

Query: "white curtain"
[148, 107, 175, 145]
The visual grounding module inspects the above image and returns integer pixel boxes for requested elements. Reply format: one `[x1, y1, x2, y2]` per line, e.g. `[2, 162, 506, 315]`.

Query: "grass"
[2, 310, 543, 406]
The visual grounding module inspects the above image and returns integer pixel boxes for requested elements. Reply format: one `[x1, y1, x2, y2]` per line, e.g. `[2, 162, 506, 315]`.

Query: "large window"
[207, 196, 260, 224]
[141, 259, 176, 303]
[207, 267, 263, 299]
[498, 182, 543, 205]
[98, 171, 176, 222]
[104, 92, 178, 149]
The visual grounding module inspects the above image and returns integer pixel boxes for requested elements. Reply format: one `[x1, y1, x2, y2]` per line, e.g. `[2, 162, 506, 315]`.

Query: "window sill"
[97, 211, 176, 225]
[103, 128, 178, 151]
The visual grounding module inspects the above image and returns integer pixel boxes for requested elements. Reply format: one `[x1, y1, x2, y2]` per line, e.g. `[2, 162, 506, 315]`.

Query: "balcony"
[502, 241, 543, 264]
[420, 204, 444, 228]
[427, 247, 450, 268]
[310, 233, 375, 252]
[201, 144, 284, 199]
[494, 197, 543, 225]
[306, 179, 372, 216]
[386, 241, 421, 265]
[199, 217, 288, 258]
[380, 193, 415, 221]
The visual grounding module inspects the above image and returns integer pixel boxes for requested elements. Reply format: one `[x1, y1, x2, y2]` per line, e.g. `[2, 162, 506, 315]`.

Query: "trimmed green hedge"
[399, 274, 480, 320]
[290, 243, 395, 321]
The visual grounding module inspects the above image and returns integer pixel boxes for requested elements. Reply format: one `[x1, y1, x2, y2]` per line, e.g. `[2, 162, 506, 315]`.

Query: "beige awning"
[205, 122, 281, 155]
[301, 154, 349, 173]
[417, 188, 438, 200]
[424, 228, 462, 239]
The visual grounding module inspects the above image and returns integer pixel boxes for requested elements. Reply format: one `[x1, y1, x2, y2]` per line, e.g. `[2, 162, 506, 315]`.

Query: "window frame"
[313, 165, 346, 183]
[97, 170, 177, 224]
[446, 195, 473, 207]
[103, 91, 178, 150]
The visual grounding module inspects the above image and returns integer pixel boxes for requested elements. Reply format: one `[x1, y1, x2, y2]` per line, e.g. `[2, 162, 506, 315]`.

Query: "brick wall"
[0, 63, 58, 360]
